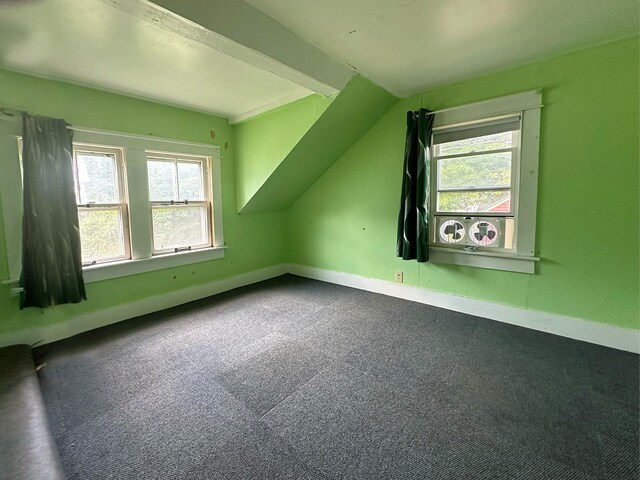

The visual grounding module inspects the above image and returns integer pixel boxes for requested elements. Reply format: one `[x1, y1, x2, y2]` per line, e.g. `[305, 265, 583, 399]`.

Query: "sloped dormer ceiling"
[0, 0, 353, 120]
[236, 76, 398, 214]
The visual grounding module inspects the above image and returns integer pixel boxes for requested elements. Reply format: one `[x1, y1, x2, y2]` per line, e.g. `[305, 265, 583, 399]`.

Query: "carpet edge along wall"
[285, 36, 639, 330]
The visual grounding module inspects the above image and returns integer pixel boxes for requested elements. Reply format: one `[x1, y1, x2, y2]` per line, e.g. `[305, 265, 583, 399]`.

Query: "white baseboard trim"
[0, 264, 287, 349]
[3, 262, 637, 354]
[286, 263, 640, 354]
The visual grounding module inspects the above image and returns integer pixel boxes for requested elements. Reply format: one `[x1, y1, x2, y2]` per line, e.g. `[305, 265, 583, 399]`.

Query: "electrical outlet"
[395, 271, 403, 283]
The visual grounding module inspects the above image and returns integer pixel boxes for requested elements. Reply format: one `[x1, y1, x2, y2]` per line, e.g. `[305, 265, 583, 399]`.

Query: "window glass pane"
[436, 131, 514, 156]
[76, 152, 119, 204]
[78, 208, 125, 262]
[438, 152, 511, 189]
[177, 161, 204, 200]
[437, 190, 511, 214]
[147, 160, 177, 201]
[152, 205, 208, 251]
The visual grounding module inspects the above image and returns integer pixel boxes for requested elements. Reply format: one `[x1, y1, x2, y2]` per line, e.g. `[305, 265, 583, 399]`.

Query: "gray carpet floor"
[35, 274, 639, 479]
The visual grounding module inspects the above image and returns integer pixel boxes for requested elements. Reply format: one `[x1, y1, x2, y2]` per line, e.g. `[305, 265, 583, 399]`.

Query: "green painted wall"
[238, 76, 398, 213]
[235, 93, 333, 212]
[287, 36, 640, 329]
[0, 36, 637, 343]
[0, 69, 287, 341]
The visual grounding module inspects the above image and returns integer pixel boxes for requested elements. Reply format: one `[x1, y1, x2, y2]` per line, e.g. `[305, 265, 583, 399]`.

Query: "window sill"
[83, 246, 226, 283]
[429, 246, 539, 274]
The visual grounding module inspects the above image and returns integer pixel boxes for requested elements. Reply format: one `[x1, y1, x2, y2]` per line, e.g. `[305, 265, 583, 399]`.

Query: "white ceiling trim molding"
[229, 91, 315, 125]
[134, 0, 354, 96]
[3, 64, 315, 125]
[1, 67, 229, 121]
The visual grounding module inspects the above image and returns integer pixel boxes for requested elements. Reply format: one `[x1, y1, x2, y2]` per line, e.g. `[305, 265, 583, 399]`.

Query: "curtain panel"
[20, 114, 86, 309]
[396, 108, 434, 262]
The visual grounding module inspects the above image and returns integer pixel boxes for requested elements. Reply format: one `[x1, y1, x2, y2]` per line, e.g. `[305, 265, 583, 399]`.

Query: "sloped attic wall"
[234, 93, 335, 212]
[234, 76, 398, 213]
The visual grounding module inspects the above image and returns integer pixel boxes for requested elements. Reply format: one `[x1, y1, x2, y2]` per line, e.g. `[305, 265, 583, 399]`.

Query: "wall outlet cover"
[395, 271, 403, 283]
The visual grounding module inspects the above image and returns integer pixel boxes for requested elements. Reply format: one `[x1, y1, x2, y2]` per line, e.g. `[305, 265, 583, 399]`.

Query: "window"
[432, 116, 519, 252]
[428, 90, 542, 273]
[73, 144, 130, 265]
[147, 153, 212, 254]
[1, 122, 224, 284]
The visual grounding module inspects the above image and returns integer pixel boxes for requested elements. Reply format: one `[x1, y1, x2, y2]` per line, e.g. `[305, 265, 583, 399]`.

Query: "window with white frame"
[428, 90, 542, 273]
[73, 144, 130, 265]
[1, 123, 224, 285]
[146, 153, 213, 254]
[432, 116, 519, 252]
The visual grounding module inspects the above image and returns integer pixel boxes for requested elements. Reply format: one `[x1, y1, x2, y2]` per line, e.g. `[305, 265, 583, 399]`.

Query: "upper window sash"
[146, 152, 209, 203]
[72, 143, 127, 205]
[432, 118, 520, 218]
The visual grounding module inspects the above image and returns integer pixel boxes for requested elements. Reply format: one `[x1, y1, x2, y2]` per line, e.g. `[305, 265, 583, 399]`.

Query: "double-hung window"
[428, 90, 542, 273]
[147, 153, 213, 254]
[1, 123, 224, 286]
[432, 115, 519, 251]
[73, 144, 130, 265]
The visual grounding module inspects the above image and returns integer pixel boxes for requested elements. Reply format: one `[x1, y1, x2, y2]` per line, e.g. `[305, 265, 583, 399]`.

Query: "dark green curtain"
[396, 108, 434, 262]
[19, 114, 86, 309]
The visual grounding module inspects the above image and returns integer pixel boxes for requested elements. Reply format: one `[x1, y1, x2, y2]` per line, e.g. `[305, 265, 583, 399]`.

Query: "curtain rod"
[0, 107, 22, 122]
[0, 105, 221, 153]
[1, 106, 73, 128]
[412, 104, 543, 118]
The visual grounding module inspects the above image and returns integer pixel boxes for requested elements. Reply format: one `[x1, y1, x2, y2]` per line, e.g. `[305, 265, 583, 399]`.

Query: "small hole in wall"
[172, 275, 177, 280]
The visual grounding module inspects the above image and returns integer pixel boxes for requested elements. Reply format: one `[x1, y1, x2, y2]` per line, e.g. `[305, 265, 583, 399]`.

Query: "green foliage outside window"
[436, 132, 513, 213]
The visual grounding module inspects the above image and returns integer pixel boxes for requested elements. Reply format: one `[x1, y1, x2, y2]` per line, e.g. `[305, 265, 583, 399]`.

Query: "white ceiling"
[0, 0, 637, 119]
[245, 0, 640, 97]
[0, 0, 314, 120]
